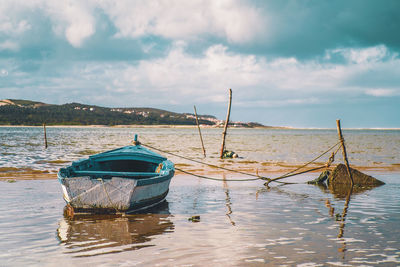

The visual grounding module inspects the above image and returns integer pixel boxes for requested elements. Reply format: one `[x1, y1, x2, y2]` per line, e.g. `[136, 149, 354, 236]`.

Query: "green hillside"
[0, 99, 216, 126]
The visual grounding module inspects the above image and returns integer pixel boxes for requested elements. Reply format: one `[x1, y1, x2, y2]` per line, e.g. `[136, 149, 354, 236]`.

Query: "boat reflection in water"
[57, 201, 173, 257]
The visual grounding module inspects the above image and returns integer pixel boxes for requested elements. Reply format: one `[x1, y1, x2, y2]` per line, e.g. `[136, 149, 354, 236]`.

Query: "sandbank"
[1, 163, 398, 181]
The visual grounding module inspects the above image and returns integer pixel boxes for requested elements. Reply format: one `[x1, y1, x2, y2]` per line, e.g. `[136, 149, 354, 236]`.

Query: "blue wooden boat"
[58, 135, 174, 214]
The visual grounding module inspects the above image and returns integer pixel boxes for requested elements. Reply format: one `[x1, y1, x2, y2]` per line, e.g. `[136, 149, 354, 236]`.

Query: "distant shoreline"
[0, 125, 399, 130]
[0, 124, 289, 129]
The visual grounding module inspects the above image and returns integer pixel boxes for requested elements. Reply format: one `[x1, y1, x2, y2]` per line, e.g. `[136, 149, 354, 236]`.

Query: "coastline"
[1, 124, 399, 130]
[0, 124, 282, 129]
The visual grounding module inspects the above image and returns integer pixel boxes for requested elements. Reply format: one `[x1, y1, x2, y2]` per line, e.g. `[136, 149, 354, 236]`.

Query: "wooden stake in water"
[336, 119, 353, 186]
[220, 89, 232, 159]
[194, 105, 206, 157]
[43, 123, 48, 149]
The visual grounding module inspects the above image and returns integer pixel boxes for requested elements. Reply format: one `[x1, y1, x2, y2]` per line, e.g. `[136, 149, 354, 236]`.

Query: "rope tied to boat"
[140, 141, 342, 185]
[263, 141, 342, 186]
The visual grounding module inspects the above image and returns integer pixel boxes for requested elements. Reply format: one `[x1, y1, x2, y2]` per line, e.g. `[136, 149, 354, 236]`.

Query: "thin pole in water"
[220, 89, 232, 159]
[43, 123, 48, 149]
[336, 119, 353, 186]
[194, 105, 206, 157]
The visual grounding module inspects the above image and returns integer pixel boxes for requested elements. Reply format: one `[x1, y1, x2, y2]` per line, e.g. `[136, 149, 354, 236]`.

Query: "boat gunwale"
[58, 165, 174, 186]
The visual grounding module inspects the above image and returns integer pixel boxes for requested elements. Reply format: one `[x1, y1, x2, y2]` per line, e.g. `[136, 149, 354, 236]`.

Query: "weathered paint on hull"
[58, 173, 173, 213]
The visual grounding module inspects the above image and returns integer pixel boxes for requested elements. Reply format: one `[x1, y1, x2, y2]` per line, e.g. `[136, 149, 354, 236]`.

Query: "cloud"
[0, 0, 265, 51]
[0, 69, 8, 76]
[2, 40, 400, 127]
[44, 1, 95, 47]
[0, 20, 31, 36]
[94, 0, 265, 43]
[3, 0, 400, 59]
[0, 0, 95, 48]
[0, 5, 32, 52]
[235, 1, 400, 58]
[0, 41, 19, 51]
[5, 42, 399, 110]
[328, 45, 394, 64]
[107, 43, 267, 104]
[0, 1, 399, 127]
[365, 89, 397, 97]
[71, 43, 398, 108]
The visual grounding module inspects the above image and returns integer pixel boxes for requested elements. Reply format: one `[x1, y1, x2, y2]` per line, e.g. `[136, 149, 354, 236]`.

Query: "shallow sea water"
[0, 127, 399, 266]
[1, 127, 400, 176]
[0, 173, 399, 266]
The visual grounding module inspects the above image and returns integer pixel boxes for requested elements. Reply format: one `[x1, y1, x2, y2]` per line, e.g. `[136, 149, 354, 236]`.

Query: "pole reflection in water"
[257, 181, 357, 260]
[337, 186, 353, 259]
[321, 182, 354, 259]
[222, 174, 236, 226]
[337, 187, 353, 239]
[56, 201, 174, 257]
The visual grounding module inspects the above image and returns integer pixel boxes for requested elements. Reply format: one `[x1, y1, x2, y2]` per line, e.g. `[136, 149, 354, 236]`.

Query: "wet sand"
[1, 163, 399, 182]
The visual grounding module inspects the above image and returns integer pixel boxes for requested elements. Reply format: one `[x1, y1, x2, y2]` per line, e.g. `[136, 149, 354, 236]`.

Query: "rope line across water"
[175, 167, 262, 182]
[141, 141, 341, 185]
[141, 142, 268, 179]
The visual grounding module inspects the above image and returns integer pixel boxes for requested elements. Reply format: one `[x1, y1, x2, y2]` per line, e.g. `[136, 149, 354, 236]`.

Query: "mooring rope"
[264, 142, 342, 186]
[276, 141, 341, 177]
[141, 142, 268, 179]
[175, 167, 263, 182]
[141, 140, 342, 185]
[176, 167, 299, 184]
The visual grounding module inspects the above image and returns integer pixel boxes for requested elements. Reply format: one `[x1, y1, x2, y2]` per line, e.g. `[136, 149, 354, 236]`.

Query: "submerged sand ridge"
[1, 162, 398, 181]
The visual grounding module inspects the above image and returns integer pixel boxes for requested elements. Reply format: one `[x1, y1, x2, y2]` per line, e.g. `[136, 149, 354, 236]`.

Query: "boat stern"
[57, 170, 72, 203]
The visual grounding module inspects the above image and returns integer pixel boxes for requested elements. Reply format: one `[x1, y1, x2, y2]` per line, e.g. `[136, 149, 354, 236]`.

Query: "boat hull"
[58, 172, 173, 213]
[58, 144, 174, 213]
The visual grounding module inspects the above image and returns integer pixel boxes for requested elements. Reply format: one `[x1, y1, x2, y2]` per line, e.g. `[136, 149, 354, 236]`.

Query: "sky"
[1, 0, 400, 128]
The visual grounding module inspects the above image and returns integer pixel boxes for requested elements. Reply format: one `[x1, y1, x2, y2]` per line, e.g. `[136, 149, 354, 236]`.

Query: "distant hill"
[0, 99, 265, 127]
